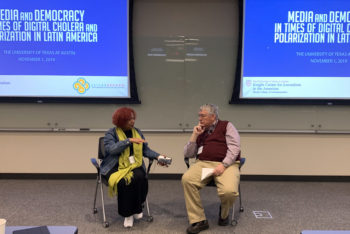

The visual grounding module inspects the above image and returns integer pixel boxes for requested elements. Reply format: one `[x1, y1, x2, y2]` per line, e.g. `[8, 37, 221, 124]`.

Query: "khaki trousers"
[181, 160, 240, 224]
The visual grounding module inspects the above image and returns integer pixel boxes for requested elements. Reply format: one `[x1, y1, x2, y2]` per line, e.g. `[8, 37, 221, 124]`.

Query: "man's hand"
[129, 138, 146, 144]
[213, 163, 226, 176]
[189, 123, 205, 143]
[193, 123, 205, 136]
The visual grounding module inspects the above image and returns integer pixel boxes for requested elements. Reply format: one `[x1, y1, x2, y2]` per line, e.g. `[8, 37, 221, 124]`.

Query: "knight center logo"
[73, 78, 90, 94]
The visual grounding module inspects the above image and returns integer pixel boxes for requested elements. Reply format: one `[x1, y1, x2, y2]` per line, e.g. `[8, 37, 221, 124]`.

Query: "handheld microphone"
[158, 155, 172, 165]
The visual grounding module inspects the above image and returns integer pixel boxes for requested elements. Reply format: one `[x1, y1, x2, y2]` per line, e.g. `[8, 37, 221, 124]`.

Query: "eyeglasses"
[198, 114, 209, 118]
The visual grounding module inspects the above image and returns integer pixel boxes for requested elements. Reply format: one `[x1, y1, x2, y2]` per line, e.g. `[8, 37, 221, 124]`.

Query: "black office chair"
[91, 136, 154, 228]
[184, 156, 245, 226]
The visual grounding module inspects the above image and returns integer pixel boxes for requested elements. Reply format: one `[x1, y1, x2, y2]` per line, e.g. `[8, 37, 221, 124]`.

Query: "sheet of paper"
[201, 168, 214, 181]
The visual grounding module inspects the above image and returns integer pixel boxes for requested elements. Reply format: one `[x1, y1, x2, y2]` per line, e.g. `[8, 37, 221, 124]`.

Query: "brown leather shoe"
[218, 206, 229, 226]
[186, 220, 209, 234]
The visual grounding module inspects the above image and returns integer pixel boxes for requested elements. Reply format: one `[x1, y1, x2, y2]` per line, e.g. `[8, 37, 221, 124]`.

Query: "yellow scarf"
[108, 127, 143, 196]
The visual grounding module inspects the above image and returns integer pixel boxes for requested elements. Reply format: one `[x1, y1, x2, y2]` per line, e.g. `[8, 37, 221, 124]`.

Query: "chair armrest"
[147, 158, 154, 174]
[239, 157, 246, 170]
[90, 158, 99, 170]
[184, 157, 190, 168]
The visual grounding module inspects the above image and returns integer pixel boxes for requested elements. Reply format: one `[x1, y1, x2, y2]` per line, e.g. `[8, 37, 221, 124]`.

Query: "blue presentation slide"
[0, 0, 130, 98]
[241, 0, 350, 99]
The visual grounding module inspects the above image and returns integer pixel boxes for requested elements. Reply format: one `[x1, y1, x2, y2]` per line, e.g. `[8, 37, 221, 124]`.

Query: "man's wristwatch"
[222, 162, 229, 168]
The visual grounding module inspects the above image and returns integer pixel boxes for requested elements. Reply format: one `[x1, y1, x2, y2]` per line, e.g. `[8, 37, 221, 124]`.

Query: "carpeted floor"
[0, 179, 349, 234]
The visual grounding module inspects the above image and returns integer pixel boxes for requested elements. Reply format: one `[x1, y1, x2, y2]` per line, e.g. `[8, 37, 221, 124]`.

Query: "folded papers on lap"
[201, 168, 214, 181]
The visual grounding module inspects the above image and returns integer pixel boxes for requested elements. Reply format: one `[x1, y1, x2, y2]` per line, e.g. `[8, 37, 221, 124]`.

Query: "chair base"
[145, 215, 153, 222]
[231, 219, 237, 226]
[92, 169, 153, 228]
[230, 185, 244, 226]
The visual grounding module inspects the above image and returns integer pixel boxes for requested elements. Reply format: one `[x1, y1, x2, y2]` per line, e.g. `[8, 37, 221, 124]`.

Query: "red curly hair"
[112, 107, 136, 128]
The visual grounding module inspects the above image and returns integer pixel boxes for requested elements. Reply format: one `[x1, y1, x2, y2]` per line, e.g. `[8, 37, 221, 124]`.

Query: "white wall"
[1, 132, 349, 176]
[1, 0, 350, 177]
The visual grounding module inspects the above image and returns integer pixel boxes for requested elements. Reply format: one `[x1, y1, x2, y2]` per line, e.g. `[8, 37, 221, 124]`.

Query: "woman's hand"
[128, 138, 146, 144]
[157, 155, 171, 167]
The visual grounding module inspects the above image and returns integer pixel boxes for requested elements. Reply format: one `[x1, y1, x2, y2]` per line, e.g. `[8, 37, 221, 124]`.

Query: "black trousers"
[106, 166, 148, 217]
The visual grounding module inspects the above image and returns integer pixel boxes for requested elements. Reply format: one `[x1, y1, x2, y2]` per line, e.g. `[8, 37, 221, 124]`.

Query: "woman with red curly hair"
[100, 107, 167, 228]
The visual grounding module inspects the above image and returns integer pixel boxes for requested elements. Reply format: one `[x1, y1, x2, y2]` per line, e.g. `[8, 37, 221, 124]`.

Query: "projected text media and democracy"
[0, 9, 85, 22]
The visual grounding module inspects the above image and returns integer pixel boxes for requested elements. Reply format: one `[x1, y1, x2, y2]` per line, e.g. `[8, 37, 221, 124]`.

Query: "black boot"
[218, 206, 229, 226]
[186, 220, 209, 234]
